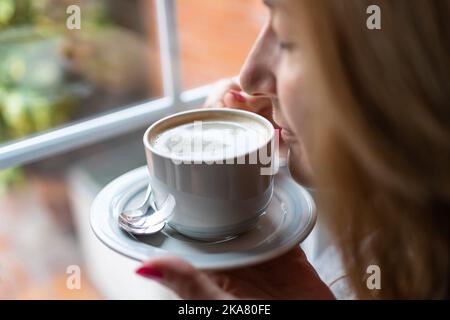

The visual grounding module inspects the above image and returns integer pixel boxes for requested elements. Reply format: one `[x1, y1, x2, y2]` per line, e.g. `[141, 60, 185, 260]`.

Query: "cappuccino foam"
[152, 119, 269, 161]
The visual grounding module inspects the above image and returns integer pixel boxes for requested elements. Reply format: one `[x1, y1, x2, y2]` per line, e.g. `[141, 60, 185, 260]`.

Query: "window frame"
[0, 0, 212, 169]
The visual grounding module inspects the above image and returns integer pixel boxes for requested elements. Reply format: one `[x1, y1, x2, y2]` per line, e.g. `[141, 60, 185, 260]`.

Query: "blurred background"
[0, 0, 265, 299]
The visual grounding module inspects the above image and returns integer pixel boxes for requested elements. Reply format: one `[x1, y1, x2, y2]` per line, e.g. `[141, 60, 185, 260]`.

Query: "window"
[0, 0, 265, 299]
[0, 0, 265, 169]
[178, 0, 264, 89]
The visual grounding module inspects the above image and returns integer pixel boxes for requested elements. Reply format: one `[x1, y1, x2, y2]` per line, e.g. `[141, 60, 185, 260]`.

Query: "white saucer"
[90, 166, 316, 270]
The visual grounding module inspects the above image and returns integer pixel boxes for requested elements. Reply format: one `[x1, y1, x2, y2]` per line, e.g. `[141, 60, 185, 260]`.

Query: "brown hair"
[297, 0, 450, 298]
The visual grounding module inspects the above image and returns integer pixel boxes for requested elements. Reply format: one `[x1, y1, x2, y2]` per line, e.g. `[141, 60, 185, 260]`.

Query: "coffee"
[152, 116, 269, 162]
[143, 108, 275, 240]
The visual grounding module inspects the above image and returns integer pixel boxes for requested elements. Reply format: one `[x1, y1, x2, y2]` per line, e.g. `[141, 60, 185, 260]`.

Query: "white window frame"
[0, 0, 214, 169]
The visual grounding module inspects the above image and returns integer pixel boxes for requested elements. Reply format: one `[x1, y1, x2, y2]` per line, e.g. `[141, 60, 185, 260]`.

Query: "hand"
[136, 247, 335, 300]
[203, 78, 288, 158]
[203, 78, 274, 124]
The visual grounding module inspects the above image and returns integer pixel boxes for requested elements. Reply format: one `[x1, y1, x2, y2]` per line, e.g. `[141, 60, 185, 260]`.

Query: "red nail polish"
[229, 90, 246, 103]
[136, 266, 164, 280]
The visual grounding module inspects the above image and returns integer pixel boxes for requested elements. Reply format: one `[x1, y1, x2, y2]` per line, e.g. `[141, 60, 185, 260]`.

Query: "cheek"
[287, 144, 303, 181]
[277, 59, 311, 146]
[287, 139, 314, 186]
[277, 57, 316, 186]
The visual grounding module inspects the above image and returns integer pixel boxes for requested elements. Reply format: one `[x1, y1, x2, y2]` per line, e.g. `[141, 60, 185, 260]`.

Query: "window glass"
[0, 0, 163, 145]
[178, 0, 265, 89]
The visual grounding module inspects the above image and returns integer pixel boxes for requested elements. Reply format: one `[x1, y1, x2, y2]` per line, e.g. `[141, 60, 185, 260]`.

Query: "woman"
[136, 0, 450, 299]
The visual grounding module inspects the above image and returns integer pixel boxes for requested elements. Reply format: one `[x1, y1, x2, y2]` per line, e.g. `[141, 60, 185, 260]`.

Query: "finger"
[223, 91, 255, 111]
[203, 79, 240, 108]
[243, 94, 273, 113]
[136, 257, 233, 300]
[223, 90, 273, 113]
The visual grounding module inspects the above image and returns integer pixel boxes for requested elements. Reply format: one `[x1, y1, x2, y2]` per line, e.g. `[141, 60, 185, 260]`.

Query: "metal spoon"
[120, 184, 153, 223]
[118, 184, 165, 235]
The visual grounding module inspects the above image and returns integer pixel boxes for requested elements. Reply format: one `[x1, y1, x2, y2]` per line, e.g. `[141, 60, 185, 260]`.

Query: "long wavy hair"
[297, 0, 450, 298]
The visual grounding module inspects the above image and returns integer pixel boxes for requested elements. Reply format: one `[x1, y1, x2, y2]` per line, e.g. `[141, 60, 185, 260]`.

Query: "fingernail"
[229, 90, 246, 103]
[136, 265, 164, 280]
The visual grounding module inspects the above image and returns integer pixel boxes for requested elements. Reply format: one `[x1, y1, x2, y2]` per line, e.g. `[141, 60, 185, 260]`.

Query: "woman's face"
[240, 0, 314, 184]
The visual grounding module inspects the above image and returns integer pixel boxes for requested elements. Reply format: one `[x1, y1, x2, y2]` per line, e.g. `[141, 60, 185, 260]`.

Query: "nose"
[239, 22, 278, 97]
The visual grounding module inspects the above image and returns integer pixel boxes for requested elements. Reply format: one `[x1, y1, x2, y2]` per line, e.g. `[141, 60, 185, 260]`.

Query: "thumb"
[223, 90, 272, 113]
[136, 257, 232, 300]
[243, 93, 273, 113]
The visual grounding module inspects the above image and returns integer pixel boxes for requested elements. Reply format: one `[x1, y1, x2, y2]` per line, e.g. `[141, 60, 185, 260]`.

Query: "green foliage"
[0, 0, 35, 29]
[0, 87, 78, 141]
[0, 0, 108, 190]
[0, 167, 25, 195]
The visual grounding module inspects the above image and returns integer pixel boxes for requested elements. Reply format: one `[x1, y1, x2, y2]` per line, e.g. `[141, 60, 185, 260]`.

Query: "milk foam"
[153, 120, 268, 161]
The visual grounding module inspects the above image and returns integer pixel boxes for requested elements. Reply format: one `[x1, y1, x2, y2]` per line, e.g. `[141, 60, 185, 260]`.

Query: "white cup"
[143, 108, 276, 240]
